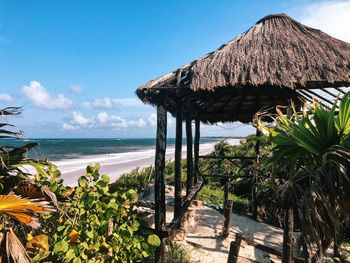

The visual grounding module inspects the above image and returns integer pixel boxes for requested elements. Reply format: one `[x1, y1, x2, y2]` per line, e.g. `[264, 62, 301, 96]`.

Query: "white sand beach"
[57, 140, 240, 186]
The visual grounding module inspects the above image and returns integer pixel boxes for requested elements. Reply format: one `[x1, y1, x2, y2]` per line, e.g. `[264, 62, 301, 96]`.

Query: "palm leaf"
[6, 228, 31, 263]
[0, 195, 55, 228]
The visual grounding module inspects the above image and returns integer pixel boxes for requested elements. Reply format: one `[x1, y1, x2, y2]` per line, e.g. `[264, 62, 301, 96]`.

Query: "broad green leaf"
[65, 249, 76, 261]
[101, 174, 110, 184]
[78, 176, 89, 187]
[147, 234, 161, 247]
[53, 240, 69, 253]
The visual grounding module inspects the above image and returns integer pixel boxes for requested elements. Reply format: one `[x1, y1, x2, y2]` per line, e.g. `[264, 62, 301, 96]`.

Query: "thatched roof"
[136, 14, 350, 123]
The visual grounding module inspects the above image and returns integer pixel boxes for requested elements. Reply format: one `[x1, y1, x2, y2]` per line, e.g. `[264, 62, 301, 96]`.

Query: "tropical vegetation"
[0, 107, 160, 262]
[259, 93, 350, 258]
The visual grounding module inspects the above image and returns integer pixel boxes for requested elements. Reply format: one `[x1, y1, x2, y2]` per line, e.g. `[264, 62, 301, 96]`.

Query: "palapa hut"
[136, 13, 350, 261]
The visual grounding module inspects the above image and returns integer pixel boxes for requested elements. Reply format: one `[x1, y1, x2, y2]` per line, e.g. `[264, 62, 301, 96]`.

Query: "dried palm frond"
[6, 228, 31, 263]
[0, 195, 55, 228]
[14, 184, 60, 209]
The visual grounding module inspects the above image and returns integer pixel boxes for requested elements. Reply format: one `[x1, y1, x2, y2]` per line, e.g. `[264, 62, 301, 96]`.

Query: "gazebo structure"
[136, 14, 350, 261]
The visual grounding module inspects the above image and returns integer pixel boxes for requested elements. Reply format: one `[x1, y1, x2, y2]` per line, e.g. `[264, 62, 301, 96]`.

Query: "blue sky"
[0, 0, 349, 138]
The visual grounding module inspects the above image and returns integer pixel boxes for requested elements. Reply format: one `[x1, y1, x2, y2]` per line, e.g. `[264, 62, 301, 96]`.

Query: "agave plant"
[259, 93, 350, 257]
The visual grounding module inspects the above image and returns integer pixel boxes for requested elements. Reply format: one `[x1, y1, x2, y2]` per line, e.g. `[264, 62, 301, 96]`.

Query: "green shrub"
[110, 165, 154, 193]
[111, 160, 186, 194]
[35, 164, 160, 262]
[198, 184, 249, 214]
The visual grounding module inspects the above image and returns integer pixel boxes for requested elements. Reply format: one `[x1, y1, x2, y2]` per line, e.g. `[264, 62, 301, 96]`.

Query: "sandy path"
[183, 206, 283, 263]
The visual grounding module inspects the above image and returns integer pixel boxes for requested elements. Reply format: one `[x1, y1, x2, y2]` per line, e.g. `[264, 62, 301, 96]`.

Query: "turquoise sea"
[0, 137, 223, 161]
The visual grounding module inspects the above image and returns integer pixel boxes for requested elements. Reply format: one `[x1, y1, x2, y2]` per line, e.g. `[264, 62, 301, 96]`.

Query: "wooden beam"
[199, 156, 255, 160]
[303, 89, 334, 106]
[154, 99, 167, 263]
[296, 92, 313, 104]
[174, 99, 183, 219]
[334, 86, 348, 95]
[297, 90, 328, 108]
[320, 88, 339, 99]
[194, 116, 200, 184]
[186, 116, 193, 195]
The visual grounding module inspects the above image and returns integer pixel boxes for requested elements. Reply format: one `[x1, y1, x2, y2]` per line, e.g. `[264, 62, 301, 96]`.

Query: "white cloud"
[297, 1, 350, 42]
[62, 123, 78, 131]
[69, 85, 83, 93]
[84, 97, 142, 109]
[148, 113, 157, 126]
[0, 93, 13, 102]
[62, 111, 150, 131]
[71, 111, 90, 126]
[22, 81, 72, 110]
[129, 118, 147, 128]
[96, 112, 108, 123]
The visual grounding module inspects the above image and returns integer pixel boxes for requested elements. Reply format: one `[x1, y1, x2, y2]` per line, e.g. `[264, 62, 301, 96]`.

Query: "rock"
[171, 229, 186, 241]
[192, 199, 203, 207]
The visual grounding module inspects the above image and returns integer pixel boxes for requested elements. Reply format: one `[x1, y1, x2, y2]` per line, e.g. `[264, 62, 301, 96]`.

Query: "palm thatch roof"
[136, 14, 350, 123]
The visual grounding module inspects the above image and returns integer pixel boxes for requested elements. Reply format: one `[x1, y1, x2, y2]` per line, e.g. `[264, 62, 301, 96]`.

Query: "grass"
[165, 239, 193, 263]
[198, 183, 250, 214]
[109, 165, 154, 193]
[110, 160, 187, 193]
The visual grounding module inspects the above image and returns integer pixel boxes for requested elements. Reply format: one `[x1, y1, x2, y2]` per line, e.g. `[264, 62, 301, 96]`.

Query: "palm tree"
[259, 93, 350, 261]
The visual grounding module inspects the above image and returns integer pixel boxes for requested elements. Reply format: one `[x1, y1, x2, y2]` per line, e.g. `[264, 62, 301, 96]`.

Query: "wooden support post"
[227, 233, 242, 263]
[194, 116, 200, 184]
[222, 200, 233, 237]
[154, 99, 167, 263]
[334, 243, 340, 258]
[301, 234, 310, 263]
[186, 116, 193, 195]
[223, 183, 229, 213]
[282, 207, 294, 263]
[174, 99, 183, 219]
[251, 128, 260, 220]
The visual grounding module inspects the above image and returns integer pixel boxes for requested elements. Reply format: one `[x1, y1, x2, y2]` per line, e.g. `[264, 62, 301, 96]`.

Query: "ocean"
[0, 137, 232, 185]
[0, 137, 222, 161]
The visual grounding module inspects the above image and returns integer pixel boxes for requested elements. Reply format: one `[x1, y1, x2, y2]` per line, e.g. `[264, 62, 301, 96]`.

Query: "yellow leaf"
[63, 187, 75, 197]
[120, 207, 127, 218]
[26, 234, 49, 251]
[69, 229, 79, 243]
[27, 233, 33, 241]
[0, 195, 55, 228]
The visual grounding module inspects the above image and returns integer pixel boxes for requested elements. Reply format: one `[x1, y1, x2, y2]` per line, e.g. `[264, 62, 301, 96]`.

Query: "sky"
[0, 0, 349, 138]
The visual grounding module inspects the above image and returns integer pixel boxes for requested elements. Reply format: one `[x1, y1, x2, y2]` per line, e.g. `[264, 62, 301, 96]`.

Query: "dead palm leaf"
[0, 195, 55, 228]
[14, 184, 60, 209]
[6, 228, 31, 263]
